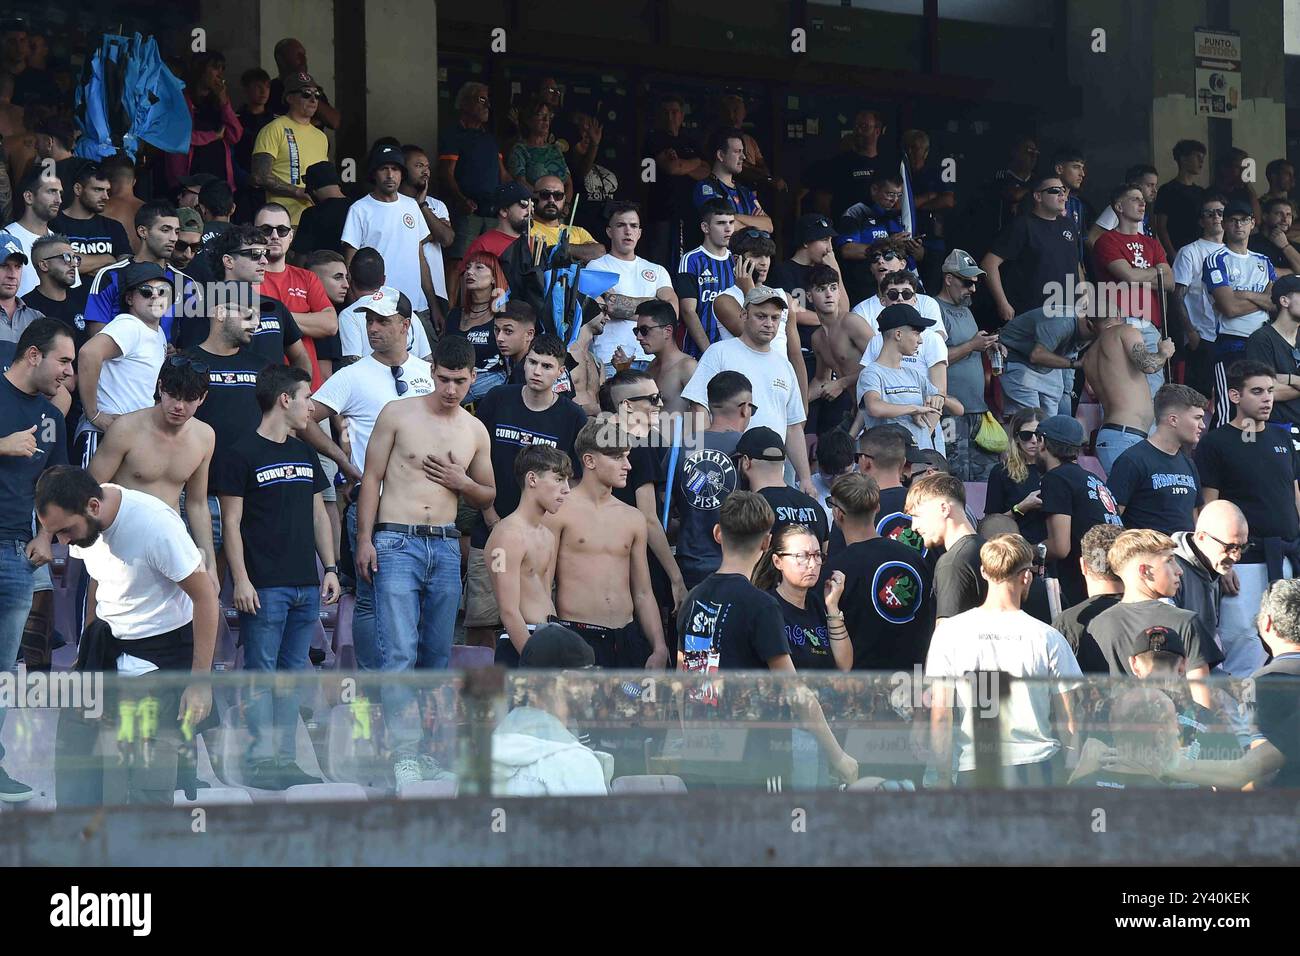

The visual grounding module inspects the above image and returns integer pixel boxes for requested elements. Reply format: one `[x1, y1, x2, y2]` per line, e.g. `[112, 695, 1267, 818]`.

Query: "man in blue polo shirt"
[693, 127, 771, 233]
[0, 317, 72, 802]
[835, 172, 924, 304]
[437, 82, 510, 261]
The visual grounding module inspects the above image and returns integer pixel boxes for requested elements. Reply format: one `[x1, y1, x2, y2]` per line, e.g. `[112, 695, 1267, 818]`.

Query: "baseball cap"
[1038, 414, 1085, 446]
[179, 173, 218, 190]
[734, 426, 787, 461]
[794, 213, 836, 246]
[284, 71, 320, 95]
[356, 286, 412, 319]
[743, 285, 785, 308]
[175, 207, 203, 233]
[305, 161, 341, 192]
[1223, 199, 1254, 219]
[518, 623, 596, 668]
[369, 144, 405, 175]
[1272, 274, 1300, 304]
[1140, 625, 1187, 658]
[491, 181, 532, 213]
[877, 303, 934, 332]
[941, 248, 985, 278]
[0, 230, 28, 264]
[908, 448, 949, 471]
[121, 260, 168, 291]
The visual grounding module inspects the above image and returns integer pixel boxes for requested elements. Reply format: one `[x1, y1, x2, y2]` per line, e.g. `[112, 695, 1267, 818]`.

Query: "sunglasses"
[884, 288, 916, 301]
[627, 392, 663, 406]
[739, 228, 771, 239]
[951, 275, 977, 288]
[133, 285, 172, 300]
[738, 401, 758, 414]
[231, 248, 270, 262]
[292, 90, 321, 100]
[1201, 209, 1225, 218]
[172, 241, 195, 254]
[168, 354, 209, 374]
[1037, 186, 1068, 195]
[258, 224, 293, 238]
[869, 251, 901, 264]
[1017, 430, 1040, 442]
[633, 324, 669, 337]
[40, 252, 81, 264]
[1201, 531, 1246, 556]
[392, 365, 408, 396]
[536, 190, 564, 200]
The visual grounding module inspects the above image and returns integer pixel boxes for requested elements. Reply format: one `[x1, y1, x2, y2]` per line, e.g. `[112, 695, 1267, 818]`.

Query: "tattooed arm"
[251, 152, 309, 202]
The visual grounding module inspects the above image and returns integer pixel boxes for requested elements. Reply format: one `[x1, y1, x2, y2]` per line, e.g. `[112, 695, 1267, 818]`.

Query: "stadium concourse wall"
[2, 789, 1298, 866]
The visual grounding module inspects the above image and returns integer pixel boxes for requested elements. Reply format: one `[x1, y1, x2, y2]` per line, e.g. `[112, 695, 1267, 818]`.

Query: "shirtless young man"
[355, 336, 494, 784]
[88, 356, 219, 585]
[637, 299, 697, 415]
[488, 445, 573, 666]
[1082, 313, 1176, 473]
[807, 263, 869, 410]
[543, 414, 670, 668]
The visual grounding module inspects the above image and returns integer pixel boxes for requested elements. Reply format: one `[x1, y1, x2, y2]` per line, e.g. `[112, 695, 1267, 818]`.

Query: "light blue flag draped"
[74, 33, 190, 162]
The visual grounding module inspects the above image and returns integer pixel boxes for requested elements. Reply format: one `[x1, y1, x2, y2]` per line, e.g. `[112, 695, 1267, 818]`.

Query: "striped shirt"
[676, 245, 734, 356]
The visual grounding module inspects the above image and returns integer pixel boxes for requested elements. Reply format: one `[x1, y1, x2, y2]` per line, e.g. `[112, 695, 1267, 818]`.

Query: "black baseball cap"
[1273, 274, 1300, 304]
[492, 181, 532, 213]
[305, 161, 341, 192]
[518, 623, 596, 668]
[121, 260, 169, 291]
[794, 213, 836, 246]
[877, 303, 934, 332]
[734, 426, 787, 461]
[1223, 199, 1254, 219]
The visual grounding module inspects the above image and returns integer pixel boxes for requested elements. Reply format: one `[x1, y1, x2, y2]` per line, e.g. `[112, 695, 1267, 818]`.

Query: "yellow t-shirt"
[529, 221, 597, 247]
[252, 117, 330, 225]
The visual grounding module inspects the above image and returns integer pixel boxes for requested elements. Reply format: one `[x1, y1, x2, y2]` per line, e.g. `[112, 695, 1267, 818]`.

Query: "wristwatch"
[323, 565, 339, 575]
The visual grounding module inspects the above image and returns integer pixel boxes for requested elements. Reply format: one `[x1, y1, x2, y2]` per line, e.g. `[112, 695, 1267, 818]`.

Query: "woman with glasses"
[444, 251, 508, 403]
[985, 407, 1048, 544]
[507, 99, 572, 207]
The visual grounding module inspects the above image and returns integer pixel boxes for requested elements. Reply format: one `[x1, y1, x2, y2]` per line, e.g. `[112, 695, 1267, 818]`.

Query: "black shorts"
[553, 618, 651, 668]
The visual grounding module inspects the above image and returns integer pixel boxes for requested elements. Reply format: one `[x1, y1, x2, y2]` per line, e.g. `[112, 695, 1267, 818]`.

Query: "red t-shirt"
[1092, 229, 1168, 330]
[463, 229, 518, 263]
[261, 264, 334, 388]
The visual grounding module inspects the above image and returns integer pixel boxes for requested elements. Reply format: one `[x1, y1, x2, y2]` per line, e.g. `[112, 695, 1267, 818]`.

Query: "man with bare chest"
[1084, 314, 1175, 472]
[489, 445, 572, 666]
[355, 337, 494, 785]
[89, 357, 218, 581]
[637, 300, 697, 415]
[807, 264, 867, 429]
[543, 414, 669, 668]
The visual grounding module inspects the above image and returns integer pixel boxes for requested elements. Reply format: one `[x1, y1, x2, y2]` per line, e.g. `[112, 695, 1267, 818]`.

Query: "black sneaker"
[0, 765, 35, 803]
[245, 757, 288, 791]
[275, 760, 321, 788]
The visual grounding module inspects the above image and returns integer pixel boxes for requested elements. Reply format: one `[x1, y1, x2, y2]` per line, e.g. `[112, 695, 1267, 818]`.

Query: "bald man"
[1171, 500, 1249, 662]
[528, 175, 605, 262]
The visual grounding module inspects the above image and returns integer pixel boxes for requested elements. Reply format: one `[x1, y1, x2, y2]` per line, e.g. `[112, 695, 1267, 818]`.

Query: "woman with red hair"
[445, 251, 509, 402]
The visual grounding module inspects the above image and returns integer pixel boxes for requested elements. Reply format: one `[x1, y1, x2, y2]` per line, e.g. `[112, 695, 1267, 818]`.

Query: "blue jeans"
[345, 504, 382, 670]
[239, 584, 320, 760]
[374, 529, 461, 759]
[1094, 426, 1148, 474]
[465, 369, 506, 404]
[1130, 320, 1164, 397]
[1001, 362, 1066, 417]
[0, 540, 37, 764]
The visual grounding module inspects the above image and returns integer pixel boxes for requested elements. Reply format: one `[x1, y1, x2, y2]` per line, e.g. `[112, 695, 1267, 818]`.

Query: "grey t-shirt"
[937, 299, 987, 414]
[859, 362, 938, 449]
[999, 307, 1085, 372]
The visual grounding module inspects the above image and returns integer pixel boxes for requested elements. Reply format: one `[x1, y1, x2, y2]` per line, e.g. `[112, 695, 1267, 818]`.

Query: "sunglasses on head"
[168, 354, 209, 374]
[258, 224, 293, 238]
[884, 288, 916, 301]
[740, 228, 771, 239]
[133, 285, 171, 300]
[536, 190, 564, 200]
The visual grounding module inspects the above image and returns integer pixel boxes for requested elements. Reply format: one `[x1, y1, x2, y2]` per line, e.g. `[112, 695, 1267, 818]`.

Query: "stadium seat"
[332, 593, 356, 671]
[450, 644, 494, 669]
[1078, 455, 1107, 481]
[963, 482, 987, 521]
[610, 774, 687, 794]
[397, 779, 458, 799]
[284, 782, 370, 802]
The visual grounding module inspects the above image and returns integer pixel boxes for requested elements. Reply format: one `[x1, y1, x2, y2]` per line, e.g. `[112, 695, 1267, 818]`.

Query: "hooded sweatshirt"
[1171, 531, 1222, 657]
[491, 706, 609, 797]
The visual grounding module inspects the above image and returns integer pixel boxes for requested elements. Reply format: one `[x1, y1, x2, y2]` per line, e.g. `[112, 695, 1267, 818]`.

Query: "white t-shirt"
[681, 337, 806, 435]
[1172, 238, 1224, 342]
[717, 285, 791, 355]
[337, 297, 432, 360]
[72, 486, 204, 648]
[97, 315, 167, 417]
[854, 294, 948, 379]
[925, 607, 1082, 773]
[422, 196, 451, 303]
[340, 194, 431, 312]
[586, 253, 672, 365]
[5, 220, 43, 297]
[310, 354, 434, 473]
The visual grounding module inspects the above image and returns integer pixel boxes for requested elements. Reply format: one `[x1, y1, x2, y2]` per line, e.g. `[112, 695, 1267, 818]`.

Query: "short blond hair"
[830, 473, 880, 521]
[1107, 529, 1174, 575]
[980, 533, 1034, 582]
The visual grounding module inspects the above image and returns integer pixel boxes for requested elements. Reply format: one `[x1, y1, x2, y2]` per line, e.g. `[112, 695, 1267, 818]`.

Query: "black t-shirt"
[1051, 593, 1121, 656]
[823, 149, 897, 219]
[823, 536, 933, 670]
[1196, 423, 1300, 541]
[21, 286, 91, 350]
[984, 461, 1047, 544]
[758, 485, 830, 547]
[1248, 233, 1300, 273]
[187, 346, 265, 474]
[1040, 461, 1124, 607]
[291, 196, 354, 257]
[444, 307, 504, 376]
[1154, 180, 1205, 252]
[678, 573, 790, 671]
[989, 213, 1080, 315]
[1245, 324, 1300, 427]
[200, 220, 234, 250]
[173, 296, 303, 368]
[211, 432, 327, 588]
[642, 129, 704, 222]
[671, 430, 742, 585]
[767, 259, 819, 372]
[614, 443, 661, 510]
[772, 588, 836, 670]
[49, 212, 132, 264]
[1078, 599, 1223, 674]
[875, 484, 928, 556]
[0, 376, 67, 541]
[1253, 655, 1300, 788]
[471, 385, 588, 548]
[934, 533, 987, 619]
[1106, 440, 1200, 535]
